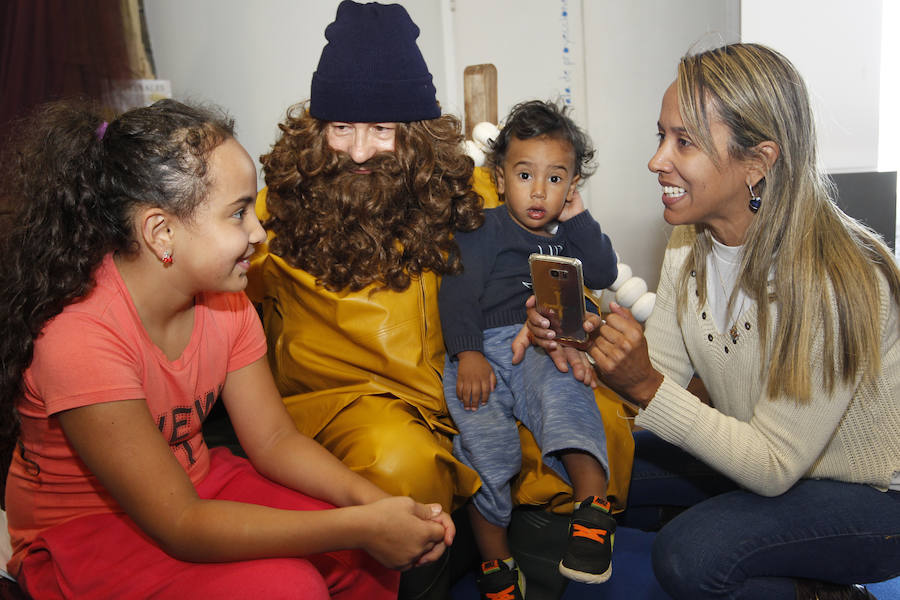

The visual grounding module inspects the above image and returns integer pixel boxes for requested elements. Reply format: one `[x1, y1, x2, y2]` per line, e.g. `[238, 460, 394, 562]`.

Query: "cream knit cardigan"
[634, 226, 900, 496]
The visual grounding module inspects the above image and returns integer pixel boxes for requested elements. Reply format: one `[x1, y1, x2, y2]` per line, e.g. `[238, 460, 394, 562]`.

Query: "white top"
[706, 237, 753, 336]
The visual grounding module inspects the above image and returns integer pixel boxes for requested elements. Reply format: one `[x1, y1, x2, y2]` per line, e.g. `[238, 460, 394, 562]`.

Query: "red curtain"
[0, 0, 135, 138]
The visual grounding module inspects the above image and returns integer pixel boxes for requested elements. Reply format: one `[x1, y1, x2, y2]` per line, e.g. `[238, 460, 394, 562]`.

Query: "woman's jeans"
[623, 430, 900, 599]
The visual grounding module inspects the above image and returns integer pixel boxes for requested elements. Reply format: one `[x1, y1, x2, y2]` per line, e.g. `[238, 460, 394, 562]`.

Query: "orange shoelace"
[485, 584, 517, 600]
[572, 523, 609, 543]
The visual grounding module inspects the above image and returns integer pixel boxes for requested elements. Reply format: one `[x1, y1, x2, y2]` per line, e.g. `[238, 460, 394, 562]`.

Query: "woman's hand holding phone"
[511, 296, 597, 387]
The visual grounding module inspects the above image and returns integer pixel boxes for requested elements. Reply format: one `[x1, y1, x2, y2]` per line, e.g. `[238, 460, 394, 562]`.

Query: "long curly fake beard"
[268, 149, 441, 292]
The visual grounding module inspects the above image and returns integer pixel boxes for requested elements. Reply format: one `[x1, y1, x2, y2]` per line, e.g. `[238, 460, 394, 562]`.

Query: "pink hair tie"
[96, 121, 108, 140]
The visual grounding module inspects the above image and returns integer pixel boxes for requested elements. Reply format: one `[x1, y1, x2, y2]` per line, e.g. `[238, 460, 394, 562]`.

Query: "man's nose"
[349, 132, 376, 164]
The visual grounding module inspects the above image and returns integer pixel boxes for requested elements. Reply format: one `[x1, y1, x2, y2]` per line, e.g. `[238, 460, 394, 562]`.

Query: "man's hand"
[455, 351, 496, 410]
[560, 344, 598, 387]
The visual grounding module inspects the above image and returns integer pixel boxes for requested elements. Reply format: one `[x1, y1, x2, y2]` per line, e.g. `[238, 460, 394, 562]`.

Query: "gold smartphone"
[528, 254, 587, 344]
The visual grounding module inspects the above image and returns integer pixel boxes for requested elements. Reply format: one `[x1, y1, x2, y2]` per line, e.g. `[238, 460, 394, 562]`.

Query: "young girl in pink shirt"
[0, 99, 453, 599]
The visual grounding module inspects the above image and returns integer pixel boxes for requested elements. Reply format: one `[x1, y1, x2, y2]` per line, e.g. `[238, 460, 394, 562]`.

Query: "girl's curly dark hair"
[0, 99, 234, 503]
[489, 99, 597, 181]
[261, 104, 484, 292]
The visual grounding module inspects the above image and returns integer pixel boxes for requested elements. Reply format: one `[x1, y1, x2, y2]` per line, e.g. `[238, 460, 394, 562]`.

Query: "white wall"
[447, 1, 588, 120]
[880, 1, 899, 172]
[580, 1, 739, 289]
[741, 0, 884, 173]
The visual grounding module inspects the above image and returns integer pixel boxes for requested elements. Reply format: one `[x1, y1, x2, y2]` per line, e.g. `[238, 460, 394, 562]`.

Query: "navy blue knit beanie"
[310, 1, 440, 123]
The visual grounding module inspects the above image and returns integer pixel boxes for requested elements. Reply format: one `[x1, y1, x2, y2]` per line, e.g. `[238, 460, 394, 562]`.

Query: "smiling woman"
[649, 82, 772, 247]
[523, 43, 900, 600]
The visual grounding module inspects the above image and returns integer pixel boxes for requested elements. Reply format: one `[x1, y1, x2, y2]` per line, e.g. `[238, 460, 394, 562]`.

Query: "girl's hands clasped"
[360, 497, 455, 571]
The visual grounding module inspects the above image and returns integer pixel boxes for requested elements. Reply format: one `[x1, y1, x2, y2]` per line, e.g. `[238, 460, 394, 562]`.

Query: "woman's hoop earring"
[748, 183, 762, 214]
[162, 250, 174, 265]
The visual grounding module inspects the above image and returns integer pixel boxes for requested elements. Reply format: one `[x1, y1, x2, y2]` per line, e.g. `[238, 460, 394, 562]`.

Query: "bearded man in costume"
[248, 2, 634, 598]
[250, 0, 484, 512]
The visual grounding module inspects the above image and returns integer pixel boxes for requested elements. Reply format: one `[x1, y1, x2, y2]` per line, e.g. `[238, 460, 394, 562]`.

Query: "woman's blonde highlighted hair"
[673, 43, 900, 401]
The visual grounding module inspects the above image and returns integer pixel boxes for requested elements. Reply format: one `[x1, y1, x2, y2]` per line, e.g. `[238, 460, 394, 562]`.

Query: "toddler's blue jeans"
[444, 325, 609, 527]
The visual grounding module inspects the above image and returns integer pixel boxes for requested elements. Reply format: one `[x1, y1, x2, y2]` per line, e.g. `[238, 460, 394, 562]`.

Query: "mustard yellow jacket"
[247, 201, 458, 440]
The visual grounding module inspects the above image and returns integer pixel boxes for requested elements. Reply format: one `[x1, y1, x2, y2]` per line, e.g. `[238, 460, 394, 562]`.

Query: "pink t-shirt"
[5, 254, 267, 575]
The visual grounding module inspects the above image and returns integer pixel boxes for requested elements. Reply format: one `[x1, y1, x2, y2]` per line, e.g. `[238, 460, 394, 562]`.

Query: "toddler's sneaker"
[476, 559, 524, 600]
[558, 496, 616, 583]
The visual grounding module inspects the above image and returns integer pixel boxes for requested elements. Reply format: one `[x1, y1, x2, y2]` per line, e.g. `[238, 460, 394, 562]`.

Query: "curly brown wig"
[261, 104, 484, 292]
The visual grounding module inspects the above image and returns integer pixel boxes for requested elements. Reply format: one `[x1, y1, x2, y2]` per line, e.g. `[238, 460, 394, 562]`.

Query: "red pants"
[18, 448, 399, 599]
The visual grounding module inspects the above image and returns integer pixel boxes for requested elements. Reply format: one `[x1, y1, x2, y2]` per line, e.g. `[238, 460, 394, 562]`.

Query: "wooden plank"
[463, 64, 498, 139]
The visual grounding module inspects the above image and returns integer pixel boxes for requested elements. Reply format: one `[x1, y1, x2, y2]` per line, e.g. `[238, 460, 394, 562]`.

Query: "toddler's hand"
[559, 189, 586, 222]
[456, 351, 496, 410]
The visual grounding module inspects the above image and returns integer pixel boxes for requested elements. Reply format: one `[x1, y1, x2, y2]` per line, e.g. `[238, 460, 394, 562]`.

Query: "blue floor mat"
[450, 525, 900, 599]
[868, 576, 900, 598]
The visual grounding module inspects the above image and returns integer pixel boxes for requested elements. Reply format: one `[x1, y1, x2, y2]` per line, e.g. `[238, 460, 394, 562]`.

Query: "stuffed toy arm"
[587, 261, 656, 323]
